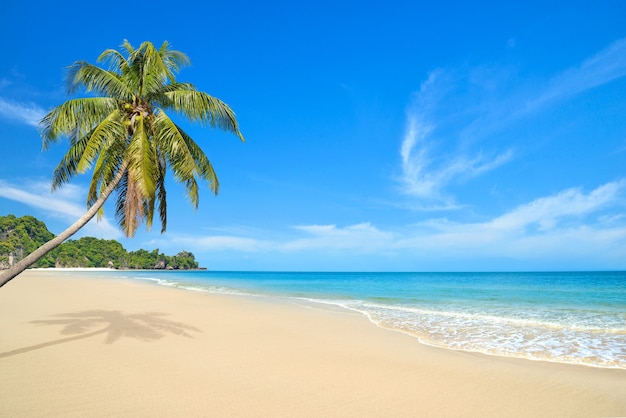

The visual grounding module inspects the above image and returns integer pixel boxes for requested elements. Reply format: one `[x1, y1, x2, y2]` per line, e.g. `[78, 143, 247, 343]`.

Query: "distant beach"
[1, 270, 625, 417]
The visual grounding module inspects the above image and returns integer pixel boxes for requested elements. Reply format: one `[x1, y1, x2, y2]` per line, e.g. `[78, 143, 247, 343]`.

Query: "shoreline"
[32, 268, 625, 371]
[27, 267, 207, 272]
[1, 270, 625, 417]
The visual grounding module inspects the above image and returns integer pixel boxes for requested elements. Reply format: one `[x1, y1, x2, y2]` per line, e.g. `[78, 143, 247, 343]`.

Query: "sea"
[64, 269, 626, 369]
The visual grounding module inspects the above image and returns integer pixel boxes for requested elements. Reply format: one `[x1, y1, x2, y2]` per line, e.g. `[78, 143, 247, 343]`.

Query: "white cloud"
[150, 181, 626, 269]
[0, 179, 121, 239]
[157, 235, 268, 252]
[524, 37, 626, 113]
[399, 38, 626, 210]
[468, 38, 626, 139]
[0, 96, 46, 127]
[490, 180, 625, 232]
[285, 222, 394, 252]
[399, 92, 512, 207]
[399, 180, 626, 262]
[0, 181, 82, 217]
[399, 114, 438, 199]
[155, 222, 395, 255]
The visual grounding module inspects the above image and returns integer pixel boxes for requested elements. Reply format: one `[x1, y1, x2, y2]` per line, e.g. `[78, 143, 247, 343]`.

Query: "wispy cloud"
[399, 180, 626, 264]
[0, 179, 121, 239]
[153, 235, 268, 252]
[284, 222, 394, 252]
[398, 67, 514, 208]
[466, 37, 626, 137]
[148, 180, 626, 269]
[399, 37, 626, 210]
[523, 38, 626, 114]
[489, 180, 625, 232]
[0, 96, 46, 127]
[288, 181, 626, 267]
[150, 222, 394, 254]
[400, 110, 512, 208]
[291, 180, 625, 257]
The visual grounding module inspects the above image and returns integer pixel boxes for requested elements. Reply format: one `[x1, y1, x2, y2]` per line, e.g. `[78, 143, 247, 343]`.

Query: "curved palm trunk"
[0, 165, 127, 288]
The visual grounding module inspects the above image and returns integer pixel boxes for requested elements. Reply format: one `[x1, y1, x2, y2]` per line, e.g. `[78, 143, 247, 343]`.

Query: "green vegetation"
[0, 215, 56, 268]
[1, 40, 241, 286]
[0, 215, 199, 270]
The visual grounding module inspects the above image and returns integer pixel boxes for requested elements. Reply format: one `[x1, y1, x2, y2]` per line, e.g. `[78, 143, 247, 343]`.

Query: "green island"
[0, 214, 200, 270]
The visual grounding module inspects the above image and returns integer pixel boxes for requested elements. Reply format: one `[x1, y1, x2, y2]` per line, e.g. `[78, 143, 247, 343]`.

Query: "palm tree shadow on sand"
[0, 310, 201, 358]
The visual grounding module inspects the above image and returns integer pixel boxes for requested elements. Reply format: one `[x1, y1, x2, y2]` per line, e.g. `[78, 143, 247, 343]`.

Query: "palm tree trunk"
[0, 164, 128, 288]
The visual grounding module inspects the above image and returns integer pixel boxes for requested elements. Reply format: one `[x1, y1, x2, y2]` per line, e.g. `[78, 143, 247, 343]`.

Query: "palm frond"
[153, 111, 220, 198]
[153, 112, 198, 178]
[135, 41, 175, 97]
[120, 40, 136, 56]
[158, 41, 190, 75]
[157, 82, 197, 93]
[87, 141, 126, 207]
[147, 82, 196, 106]
[185, 177, 200, 209]
[50, 135, 88, 190]
[126, 115, 158, 201]
[156, 155, 168, 232]
[154, 112, 219, 209]
[114, 171, 140, 237]
[143, 155, 167, 232]
[178, 130, 220, 194]
[66, 62, 133, 100]
[41, 97, 119, 148]
[52, 113, 123, 195]
[76, 109, 125, 173]
[96, 48, 127, 73]
[163, 90, 244, 141]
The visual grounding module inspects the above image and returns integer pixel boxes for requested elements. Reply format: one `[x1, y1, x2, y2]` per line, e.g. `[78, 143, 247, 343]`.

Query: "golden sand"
[1, 270, 625, 417]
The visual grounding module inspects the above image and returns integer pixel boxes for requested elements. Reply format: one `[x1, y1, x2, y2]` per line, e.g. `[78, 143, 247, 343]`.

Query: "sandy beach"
[1, 271, 625, 417]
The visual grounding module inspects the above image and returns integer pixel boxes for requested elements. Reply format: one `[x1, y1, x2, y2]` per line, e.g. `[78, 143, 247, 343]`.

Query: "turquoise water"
[69, 270, 626, 369]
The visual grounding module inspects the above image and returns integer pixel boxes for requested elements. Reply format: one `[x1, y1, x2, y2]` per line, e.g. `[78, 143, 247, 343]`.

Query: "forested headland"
[0, 215, 200, 270]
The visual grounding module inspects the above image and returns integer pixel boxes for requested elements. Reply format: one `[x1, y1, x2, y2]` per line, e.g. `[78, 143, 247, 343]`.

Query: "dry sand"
[1, 270, 625, 417]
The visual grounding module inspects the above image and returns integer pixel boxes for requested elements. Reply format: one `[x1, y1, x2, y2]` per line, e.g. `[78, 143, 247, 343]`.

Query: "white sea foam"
[274, 296, 626, 369]
[339, 300, 626, 369]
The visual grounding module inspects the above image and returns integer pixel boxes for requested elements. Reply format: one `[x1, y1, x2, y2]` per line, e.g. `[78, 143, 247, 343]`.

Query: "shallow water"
[63, 270, 626, 369]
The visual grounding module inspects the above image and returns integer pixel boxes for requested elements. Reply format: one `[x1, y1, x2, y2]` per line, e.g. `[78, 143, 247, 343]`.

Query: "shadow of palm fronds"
[0, 310, 201, 358]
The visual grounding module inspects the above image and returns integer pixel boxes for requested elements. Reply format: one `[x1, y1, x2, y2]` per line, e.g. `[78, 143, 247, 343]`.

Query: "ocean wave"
[339, 300, 626, 369]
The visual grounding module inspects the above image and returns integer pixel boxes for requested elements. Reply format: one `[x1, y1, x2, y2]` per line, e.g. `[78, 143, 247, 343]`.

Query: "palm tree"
[0, 40, 244, 288]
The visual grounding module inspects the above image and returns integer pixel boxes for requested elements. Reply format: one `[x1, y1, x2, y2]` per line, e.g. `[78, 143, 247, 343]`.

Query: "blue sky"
[1, 1, 625, 271]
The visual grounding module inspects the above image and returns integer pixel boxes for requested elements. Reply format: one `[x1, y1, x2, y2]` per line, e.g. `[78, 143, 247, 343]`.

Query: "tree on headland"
[0, 215, 56, 268]
[1, 214, 200, 269]
[0, 40, 243, 288]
